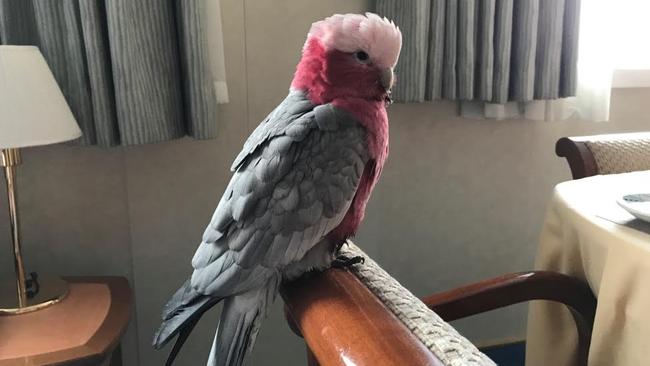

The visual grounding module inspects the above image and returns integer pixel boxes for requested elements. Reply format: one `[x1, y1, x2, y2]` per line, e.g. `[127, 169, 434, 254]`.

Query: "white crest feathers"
[306, 12, 402, 69]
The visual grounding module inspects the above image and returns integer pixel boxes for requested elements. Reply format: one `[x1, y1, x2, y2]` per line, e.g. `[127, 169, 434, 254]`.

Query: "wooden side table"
[0, 277, 131, 366]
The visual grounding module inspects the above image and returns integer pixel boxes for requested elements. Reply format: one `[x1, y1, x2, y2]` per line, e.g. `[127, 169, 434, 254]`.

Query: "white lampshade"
[0, 46, 82, 149]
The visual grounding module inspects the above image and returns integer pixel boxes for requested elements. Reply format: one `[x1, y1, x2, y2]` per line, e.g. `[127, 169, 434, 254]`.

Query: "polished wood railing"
[282, 268, 445, 366]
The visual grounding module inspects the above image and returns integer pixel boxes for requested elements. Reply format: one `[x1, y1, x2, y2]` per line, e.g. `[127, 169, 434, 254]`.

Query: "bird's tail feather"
[164, 315, 200, 366]
[208, 279, 279, 366]
[152, 280, 220, 365]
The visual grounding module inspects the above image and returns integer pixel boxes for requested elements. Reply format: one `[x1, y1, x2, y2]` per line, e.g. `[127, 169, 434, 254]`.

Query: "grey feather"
[231, 91, 315, 171]
[153, 280, 217, 354]
[314, 104, 339, 131]
[208, 277, 279, 366]
[155, 90, 370, 366]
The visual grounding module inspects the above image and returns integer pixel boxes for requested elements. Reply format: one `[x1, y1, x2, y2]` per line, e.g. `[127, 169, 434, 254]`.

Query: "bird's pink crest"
[306, 13, 402, 69]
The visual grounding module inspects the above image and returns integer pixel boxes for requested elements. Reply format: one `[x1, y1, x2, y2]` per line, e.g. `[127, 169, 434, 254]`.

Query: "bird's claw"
[335, 239, 352, 252]
[331, 255, 365, 268]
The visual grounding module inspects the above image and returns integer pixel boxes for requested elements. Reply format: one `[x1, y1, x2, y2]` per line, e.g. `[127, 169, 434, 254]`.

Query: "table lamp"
[0, 46, 82, 315]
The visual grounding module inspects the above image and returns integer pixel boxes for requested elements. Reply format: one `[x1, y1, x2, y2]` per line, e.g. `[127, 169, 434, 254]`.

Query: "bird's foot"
[331, 255, 365, 268]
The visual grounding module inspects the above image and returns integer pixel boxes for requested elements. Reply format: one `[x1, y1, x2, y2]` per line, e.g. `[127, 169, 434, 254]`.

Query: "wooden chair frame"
[555, 137, 599, 179]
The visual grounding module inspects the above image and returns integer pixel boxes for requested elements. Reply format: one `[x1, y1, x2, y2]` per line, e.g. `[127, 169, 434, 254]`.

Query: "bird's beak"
[380, 68, 394, 91]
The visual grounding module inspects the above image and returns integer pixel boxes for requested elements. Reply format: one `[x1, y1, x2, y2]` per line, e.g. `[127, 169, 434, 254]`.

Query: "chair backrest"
[556, 132, 650, 179]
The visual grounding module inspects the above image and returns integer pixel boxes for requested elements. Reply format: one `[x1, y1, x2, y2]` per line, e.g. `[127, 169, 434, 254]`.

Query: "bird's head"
[291, 13, 402, 105]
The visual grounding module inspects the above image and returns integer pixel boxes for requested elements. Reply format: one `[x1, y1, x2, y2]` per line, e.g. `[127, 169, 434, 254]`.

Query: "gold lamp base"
[2, 149, 70, 315]
[0, 275, 69, 315]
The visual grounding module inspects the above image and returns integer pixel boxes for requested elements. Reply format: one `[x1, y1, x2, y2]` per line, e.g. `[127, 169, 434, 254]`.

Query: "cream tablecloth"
[526, 171, 650, 366]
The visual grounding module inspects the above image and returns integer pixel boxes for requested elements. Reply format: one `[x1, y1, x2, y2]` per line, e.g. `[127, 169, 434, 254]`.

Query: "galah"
[153, 12, 402, 366]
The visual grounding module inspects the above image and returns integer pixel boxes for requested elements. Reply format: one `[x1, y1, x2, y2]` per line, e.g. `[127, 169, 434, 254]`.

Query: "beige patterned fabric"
[584, 135, 650, 175]
[340, 243, 495, 366]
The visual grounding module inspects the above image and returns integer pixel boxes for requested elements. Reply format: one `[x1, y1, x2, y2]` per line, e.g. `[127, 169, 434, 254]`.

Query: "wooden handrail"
[281, 268, 445, 366]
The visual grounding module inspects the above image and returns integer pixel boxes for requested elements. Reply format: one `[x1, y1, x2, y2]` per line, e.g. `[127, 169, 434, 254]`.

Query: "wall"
[1, 0, 649, 365]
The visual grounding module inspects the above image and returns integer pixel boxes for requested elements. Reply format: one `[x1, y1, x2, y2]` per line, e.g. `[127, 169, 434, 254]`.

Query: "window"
[611, 1, 650, 87]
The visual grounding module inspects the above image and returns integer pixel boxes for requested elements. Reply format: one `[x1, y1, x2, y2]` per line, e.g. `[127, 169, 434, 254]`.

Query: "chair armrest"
[281, 269, 445, 366]
[421, 271, 596, 366]
[282, 242, 495, 366]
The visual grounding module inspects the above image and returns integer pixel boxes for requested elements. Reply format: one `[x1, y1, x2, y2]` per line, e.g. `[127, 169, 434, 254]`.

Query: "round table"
[526, 171, 650, 366]
[0, 277, 131, 366]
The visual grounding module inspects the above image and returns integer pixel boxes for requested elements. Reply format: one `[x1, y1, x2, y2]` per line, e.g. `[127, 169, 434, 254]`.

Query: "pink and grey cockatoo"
[153, 13, 402, 366]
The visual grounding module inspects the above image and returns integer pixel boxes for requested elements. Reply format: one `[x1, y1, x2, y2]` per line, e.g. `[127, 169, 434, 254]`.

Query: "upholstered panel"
[584, 137, 650, 175]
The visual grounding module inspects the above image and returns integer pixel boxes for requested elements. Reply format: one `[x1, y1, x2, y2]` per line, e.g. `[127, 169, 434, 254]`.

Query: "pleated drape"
[0, 0, 228, 146]
[376, 0, 580, 104]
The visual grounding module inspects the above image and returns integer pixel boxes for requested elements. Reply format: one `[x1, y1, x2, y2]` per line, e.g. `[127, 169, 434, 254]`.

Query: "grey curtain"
[0, 0, 227, 146]
[376, 0, 580, 104]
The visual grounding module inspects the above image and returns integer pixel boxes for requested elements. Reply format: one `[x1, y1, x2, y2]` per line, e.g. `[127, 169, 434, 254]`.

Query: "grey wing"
[190, 101, 369, 297]
[231, 90, 314, 172]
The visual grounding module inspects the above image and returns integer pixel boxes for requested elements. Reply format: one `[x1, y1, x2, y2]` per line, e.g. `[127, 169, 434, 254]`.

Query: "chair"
[556, 132, 650, 179]
[282, 243, 596, 366]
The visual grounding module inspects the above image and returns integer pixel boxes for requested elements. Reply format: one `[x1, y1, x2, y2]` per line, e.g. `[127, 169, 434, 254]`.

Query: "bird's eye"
[354, 51, 370, 64]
